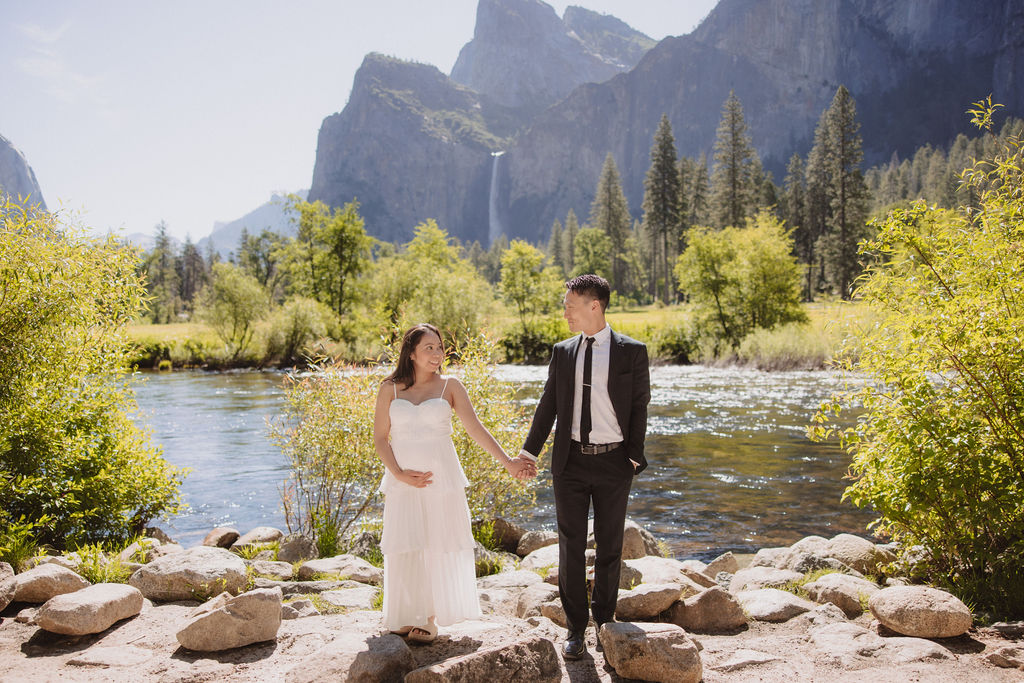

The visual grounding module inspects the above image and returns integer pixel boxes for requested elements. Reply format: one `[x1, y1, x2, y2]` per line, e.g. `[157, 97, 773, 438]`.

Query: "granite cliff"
[0, 134, 47, 211]
[309, 0, 1023, 245]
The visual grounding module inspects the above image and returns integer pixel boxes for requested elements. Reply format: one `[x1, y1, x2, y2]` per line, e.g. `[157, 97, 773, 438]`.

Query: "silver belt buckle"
[581, 443, 598, 455]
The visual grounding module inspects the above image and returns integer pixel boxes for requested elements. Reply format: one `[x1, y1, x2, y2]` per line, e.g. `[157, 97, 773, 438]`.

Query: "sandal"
[390, 626, 414, 637]
[407, 621, 438, 644]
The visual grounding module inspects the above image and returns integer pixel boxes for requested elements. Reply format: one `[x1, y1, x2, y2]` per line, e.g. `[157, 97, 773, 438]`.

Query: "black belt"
[571, 440, 623, 455]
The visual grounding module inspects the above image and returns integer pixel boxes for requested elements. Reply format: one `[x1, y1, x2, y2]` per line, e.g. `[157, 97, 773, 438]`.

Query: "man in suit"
[516, 274, 651, 660]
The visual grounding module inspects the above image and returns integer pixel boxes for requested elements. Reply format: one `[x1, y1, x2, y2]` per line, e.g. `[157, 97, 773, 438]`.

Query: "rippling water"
[131, 366, 873, 559]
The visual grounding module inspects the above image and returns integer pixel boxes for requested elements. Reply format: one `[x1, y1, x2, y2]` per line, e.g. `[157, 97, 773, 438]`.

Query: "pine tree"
[589, 153, 631, 290]
[642, 115, 682, 302]
[804, 116, 831, 298]
[782, 154, 810, 299]
[709, 91, 758, 229]
[819, 85, 869, 299]
[689, 153, 710, 227]
[562, 209, 579, 274]
[547, 218, 564, 273]
[145, 221, 180, 323]
[178, 236, 208, 313]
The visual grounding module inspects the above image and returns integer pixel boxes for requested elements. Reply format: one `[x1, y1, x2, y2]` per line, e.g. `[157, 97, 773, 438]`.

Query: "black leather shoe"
[563, 631, 586, 660]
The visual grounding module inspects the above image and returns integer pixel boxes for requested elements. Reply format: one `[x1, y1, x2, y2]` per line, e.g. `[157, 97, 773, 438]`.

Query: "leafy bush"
[811, 100, 1024, 617]
[73, 543, 134, 584]
[0, 200, 186, 549]
[272, 332, 535, 548]
[195, 262, 267, 360]
[264, 296, 338, 365]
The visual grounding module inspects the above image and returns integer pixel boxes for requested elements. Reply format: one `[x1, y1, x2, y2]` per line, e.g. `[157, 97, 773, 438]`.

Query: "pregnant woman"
[372, 323, 533, 642]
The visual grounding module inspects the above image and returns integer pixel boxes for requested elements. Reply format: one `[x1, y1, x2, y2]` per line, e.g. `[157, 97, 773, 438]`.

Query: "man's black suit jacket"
[523, 329, 650, 476]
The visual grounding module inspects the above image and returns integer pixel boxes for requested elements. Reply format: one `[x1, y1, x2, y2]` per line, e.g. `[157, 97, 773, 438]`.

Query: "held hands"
[396, 469, 433, 488]
[504, 454, 537, 481]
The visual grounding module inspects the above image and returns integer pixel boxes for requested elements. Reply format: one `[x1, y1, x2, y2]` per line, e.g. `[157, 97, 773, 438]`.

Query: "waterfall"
[488, 151, 505, 246]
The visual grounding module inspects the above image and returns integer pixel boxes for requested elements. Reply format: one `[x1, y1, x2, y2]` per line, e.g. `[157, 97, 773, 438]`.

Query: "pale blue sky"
[1, 0, 717, 241]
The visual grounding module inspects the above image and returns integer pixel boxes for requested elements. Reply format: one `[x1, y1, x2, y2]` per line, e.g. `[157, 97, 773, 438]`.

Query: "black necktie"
[581, 336, 595, 445]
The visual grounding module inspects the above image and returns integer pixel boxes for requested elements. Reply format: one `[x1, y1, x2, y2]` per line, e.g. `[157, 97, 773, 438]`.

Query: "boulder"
[234, 526, 284, 546]
[728, 566, 802, 594]
[749, 547, 787, 568]
[202, 527, 240, 548]
[826, 533, 882, 574]
[0, 577, 15, 612]
[623, 556, 706, 597]
[773, 536, 830, 571]
[285, 632, 413, 683]
[281, 598, 320, 620]
[405, 635, 560, 682]
[868, 585, 972, 638]
[519, 543, 560, 572]
[618, 561, 644, 590]
[474, 542, 506, 576]
[176, 587, 283, 651]
[679, 564, 717, 589]
[0, 561, 13, 582]
[12, 563, 90, 603]
[129, 546, 248, 601]
[704, 551, 739, 578]
[253, 577, 361, 597]
[517, 530, 558, 557]
[476, 569, 541, 590]
[736, 588, 815, 622]
[516, 583, 560, 618]
[810, 622, 951, 667]
[804, 572, 879, 617]
[250, 560, 294, 581]
[620, 519, 650, 560]
[149, 543, 184, 560]
[15, 607, 37, 624]
[320, 585, 380, 610]
[540, 599, 568, 628]
[25, 555, 79, 571]
[295, 554, 382, 585]
[478, 587, 518, 617]
[144, 527, 174, 544]
[36, 583, 143, 635]
[600, 621, 702, 683]
[790, 602, 850, 629]
[277, 534, 318, 563]
[615, 583, 682, 621]
[663, 586, 747, 633]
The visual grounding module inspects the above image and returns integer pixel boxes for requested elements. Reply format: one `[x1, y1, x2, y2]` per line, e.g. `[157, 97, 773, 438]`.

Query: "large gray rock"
[677, 560, 717, 589]
[516, 582, 560, 618]
[175, 587, 283, 651]
[476, 569, 542, 590]
[810, 622, 951, 667]
[286, 631, 413, 682]
[277, 534, 318, 563]
[129, 546, 248, 601]
[826, 533, 882, 574]
[319, 585, 380, 611]
[704, 551, 739, 578]
[12, 563, 90, 603]
[0, 576, 15, 612]
[664, 586, 747, 633]
[519, 543, 560, 571]
[729, 566, 803, 594]
[234, 526, 284, 546]
[804, 572, 880, 617]
[516, 530, 558, 557]
[295, 554, 382, 585]
[623, 556, 706, 597]
[600, 621, 702, 683]
[868, 585, 973, 638]
[615, 583, 682, 621]
[539, 599, 568, 628]
[36, 583, 143, 635]
[202, 527, 240, 548]
[253, 577, 361, 597]
[405, 635, 561, 682]
[985, 645, 1024, 670]
[250, 560, 294, 581]
[0, 561, 13, 582]
[482, 518, 527, 554]
[281, 598, 320, 620]
[736, 588, 816, 622]
[118, 538, 163, 563]
[749, 547, 787, 568]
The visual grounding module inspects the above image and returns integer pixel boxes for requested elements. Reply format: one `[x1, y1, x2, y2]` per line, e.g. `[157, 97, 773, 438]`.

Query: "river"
[130, 366, 873, 561]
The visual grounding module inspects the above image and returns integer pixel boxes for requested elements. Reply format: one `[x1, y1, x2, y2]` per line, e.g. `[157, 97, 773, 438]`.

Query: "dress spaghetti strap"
[393, 380, 397, 399]
[440, 376, 450, 399]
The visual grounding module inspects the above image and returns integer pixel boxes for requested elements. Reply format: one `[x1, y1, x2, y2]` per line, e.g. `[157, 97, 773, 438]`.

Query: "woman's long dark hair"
[385, 323, 444, 390]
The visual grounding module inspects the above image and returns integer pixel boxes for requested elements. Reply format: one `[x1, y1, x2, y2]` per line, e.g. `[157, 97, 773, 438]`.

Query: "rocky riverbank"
[1, 520, 1022, 682]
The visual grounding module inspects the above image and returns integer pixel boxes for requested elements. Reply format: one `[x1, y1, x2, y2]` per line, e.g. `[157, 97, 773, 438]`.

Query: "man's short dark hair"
[565, 274, 610, 311]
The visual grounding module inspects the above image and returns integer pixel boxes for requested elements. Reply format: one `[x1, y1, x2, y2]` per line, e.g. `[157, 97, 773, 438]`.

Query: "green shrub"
[195, 262, 267, 360]
[736, 322, 832, 370]
[811, 100, 1024, 618]
[264, 296, 338, 365]
[0, 518, 40, 571]
[73, 543, 133, 584]
[0, 200, 186, 549]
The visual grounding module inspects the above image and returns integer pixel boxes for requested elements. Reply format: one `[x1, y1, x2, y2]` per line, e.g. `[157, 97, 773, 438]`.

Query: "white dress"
[380, 378, 481, 630]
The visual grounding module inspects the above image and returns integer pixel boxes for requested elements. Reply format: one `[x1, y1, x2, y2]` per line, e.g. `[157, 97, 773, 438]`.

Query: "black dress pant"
[553, 443, 633, 634]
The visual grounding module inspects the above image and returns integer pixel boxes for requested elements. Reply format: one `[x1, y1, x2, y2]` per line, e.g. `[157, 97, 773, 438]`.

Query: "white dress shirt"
[571, 324, 622, 444]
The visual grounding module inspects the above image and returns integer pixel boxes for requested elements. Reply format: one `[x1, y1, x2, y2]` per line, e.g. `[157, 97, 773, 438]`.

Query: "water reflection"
[131, 366, 873, 559]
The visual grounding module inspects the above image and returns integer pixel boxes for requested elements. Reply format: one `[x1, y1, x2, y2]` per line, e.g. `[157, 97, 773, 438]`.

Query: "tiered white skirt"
[380, 432, 480, 630]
